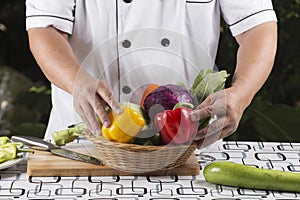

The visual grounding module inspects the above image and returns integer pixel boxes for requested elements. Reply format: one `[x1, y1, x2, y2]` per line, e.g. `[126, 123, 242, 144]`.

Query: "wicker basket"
[83, 131, 197, 173]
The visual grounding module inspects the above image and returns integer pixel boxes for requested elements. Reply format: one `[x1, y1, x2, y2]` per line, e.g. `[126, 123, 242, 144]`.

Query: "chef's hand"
[191, 87, 250, 149]
[190, 21, 277, 149]
[72, 68, 122, 135]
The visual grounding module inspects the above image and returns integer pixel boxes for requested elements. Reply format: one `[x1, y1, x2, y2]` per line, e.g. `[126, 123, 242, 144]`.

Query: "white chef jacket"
[26, 0, 277, 140]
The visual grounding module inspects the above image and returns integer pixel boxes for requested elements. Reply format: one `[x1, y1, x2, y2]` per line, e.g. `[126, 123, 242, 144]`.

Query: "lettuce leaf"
[191, 69, 230, 103]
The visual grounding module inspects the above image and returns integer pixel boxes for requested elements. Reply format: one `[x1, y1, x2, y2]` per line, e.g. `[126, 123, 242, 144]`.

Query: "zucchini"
[203, 161, 300, 192]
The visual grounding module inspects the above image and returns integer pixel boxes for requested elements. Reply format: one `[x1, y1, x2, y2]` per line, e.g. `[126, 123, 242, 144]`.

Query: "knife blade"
[11, 135, 103, 165]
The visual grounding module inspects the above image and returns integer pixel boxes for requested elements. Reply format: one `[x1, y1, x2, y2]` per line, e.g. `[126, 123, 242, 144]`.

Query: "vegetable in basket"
[131, 124, 165, 146]
[141, 69, 229, 121]
[143, 84, 194, 120]
[140, 83, 159, 109]
[102, 104, 145, 143]
[51, 102, 146, 145]
[139, 69, 229, 145]
[51, 69, 229, 146]
[191, 69, 230, 103]
[154, 107, 198, 144]
[191, 69, 230, 130]
[0, 136, 32, 164]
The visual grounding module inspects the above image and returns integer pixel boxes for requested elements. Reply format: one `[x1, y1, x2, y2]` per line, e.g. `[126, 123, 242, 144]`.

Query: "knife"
[11, 135, 103, 165]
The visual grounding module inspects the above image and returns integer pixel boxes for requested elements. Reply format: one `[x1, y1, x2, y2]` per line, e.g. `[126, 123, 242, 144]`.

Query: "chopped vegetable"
[52, 123, 86, 146]
[0, 136, 10, 145]
[154, 107, 198, 144]
[0, 143, 20, 163]
[51, 106, 111, 146]
[102, 105, 145, 143]
[0, 136, 32, 164]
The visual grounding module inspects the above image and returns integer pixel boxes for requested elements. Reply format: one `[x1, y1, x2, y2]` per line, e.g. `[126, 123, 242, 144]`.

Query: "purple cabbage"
[143, 84, 194, 119]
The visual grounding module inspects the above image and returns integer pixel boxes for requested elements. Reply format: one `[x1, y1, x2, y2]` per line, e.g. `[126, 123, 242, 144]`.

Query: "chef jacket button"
[122, 85, 131, 94]
[122, 40, 131, 48]
[161, 38, 170, 47]
[123, 0, 133, 3]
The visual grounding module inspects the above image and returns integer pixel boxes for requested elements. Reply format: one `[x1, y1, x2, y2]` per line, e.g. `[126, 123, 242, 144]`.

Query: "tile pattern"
[1, 141, 300, 199]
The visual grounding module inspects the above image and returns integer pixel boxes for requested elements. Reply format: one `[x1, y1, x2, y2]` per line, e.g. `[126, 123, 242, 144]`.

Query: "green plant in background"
[217, 0, 300, 107]
[217, 0, 300, 142]
[226, 98, 300, 142]
[0, 1, 51, 138]
[261, 0, 300, 106]
[0, 66, 51, 138]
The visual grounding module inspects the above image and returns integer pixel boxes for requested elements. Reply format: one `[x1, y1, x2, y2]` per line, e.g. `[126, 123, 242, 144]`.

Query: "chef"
[25, 0, 277, 148]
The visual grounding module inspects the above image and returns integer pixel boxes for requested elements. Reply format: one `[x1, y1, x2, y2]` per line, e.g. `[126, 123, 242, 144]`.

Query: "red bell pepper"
[154, 107, 199, 144]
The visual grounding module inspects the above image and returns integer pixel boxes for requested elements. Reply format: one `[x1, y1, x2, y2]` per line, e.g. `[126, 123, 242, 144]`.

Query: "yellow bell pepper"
[102, 106, 145, 143]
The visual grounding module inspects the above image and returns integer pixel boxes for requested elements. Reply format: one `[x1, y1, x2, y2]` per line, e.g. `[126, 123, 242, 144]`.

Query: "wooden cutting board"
[27, 143, 200, 177]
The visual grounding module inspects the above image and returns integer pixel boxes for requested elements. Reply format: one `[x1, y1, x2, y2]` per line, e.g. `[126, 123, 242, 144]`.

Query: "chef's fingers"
[96, 80, 122, 114]
[79, 101, 101, 135]
[73, 92, 92, 132]
[195, 118, 239, 150]
[75, 105, 91, 129]
[194, 116, 226, 140]
[191, 90, 226, 121]
[190, 96, 213, 121]
[93, 95, 111, 128]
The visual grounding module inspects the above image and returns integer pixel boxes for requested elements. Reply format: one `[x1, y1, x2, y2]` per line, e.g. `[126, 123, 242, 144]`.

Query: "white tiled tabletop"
[1, 140, 300, 200]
